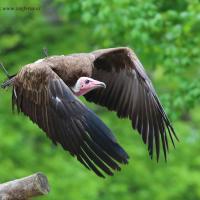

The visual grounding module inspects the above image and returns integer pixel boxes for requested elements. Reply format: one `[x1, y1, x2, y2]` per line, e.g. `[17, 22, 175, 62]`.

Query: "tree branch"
[0, 172, 50, 200]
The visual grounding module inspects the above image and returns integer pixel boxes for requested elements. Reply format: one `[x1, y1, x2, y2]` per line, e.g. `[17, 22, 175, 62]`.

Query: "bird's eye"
[85, 80, 90, 84]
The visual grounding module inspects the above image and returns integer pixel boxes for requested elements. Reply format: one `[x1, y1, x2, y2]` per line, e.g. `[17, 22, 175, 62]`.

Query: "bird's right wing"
[12, 64, 129, 177]
[85, 47, 178, 161]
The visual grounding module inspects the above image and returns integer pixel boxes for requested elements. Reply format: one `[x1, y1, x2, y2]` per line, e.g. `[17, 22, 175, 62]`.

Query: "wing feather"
[85, 47, 178, 160]
[12, 64, 129, 177]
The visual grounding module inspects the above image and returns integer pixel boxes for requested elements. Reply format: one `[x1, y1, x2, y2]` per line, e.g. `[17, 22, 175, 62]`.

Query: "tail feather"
[1, 75, 16, 89]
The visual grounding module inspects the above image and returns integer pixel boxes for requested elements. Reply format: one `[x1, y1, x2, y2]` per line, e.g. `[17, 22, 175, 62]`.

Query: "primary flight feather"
[1, 47, 178, 178]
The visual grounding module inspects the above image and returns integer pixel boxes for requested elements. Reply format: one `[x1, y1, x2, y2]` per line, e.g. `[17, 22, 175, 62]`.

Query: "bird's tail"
[1, 75, 16, 89]
[0, 63, 16, 89]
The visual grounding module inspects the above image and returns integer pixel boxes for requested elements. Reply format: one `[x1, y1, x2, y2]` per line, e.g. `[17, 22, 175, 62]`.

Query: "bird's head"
[71, 77, 106, 96]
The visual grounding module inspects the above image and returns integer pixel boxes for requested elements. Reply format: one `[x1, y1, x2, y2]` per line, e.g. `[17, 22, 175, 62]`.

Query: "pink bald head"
[71, 77, 106, 96]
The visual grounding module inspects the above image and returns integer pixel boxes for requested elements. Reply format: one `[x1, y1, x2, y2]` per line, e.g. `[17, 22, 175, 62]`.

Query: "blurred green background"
[0, 0, 200, 199]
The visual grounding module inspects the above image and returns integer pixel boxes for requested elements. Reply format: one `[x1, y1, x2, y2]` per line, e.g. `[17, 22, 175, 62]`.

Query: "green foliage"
[0, 0, 200, 200]
[66, 0, 200, 119]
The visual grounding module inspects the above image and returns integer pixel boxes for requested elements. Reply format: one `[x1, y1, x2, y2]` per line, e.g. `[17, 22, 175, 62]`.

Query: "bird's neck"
[71, 85, 80, 96]
[71, 87, 91, 96]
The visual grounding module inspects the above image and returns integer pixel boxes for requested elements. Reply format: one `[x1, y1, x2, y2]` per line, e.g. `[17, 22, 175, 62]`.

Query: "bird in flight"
[1, 47, 178, 178]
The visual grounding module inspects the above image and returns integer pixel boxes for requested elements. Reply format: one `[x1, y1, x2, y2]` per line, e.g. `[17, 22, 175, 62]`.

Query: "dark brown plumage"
[85, 48, 178, 160]
[1, 47, 178, 178]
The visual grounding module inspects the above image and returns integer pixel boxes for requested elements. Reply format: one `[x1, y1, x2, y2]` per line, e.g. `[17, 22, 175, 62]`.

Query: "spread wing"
[12, 63, 129, 177]
[85, 47, 178, 160]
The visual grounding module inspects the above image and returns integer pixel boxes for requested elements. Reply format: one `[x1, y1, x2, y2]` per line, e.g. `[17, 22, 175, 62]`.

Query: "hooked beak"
[92, 80, 106, 89]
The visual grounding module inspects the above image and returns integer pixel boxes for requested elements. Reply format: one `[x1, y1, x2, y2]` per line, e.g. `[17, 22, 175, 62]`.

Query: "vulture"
[1, 47, 178, 178]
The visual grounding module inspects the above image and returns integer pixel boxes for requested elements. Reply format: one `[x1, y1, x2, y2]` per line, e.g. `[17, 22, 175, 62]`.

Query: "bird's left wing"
[85, 47, 178, 160]
[12, 64, 129, 177]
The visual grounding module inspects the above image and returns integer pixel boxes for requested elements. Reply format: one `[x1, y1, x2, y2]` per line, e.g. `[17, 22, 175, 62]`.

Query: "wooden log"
[0, 172, 50, 200]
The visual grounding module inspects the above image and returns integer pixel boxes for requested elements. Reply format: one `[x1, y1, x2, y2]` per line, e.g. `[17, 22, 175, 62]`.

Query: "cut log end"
[0, 172, 50, 200]
[34, 172, 50, 195]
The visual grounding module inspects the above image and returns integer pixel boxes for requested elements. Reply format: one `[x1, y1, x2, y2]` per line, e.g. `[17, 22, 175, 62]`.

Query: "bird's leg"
[0, 62, 10, 78]
[43, 47, 48, 57]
